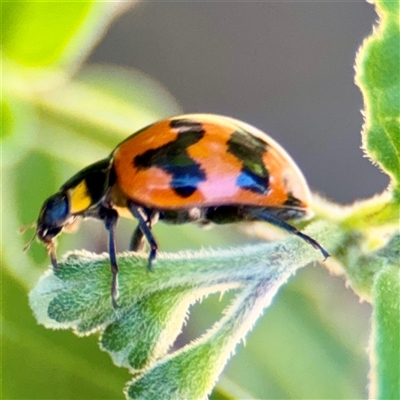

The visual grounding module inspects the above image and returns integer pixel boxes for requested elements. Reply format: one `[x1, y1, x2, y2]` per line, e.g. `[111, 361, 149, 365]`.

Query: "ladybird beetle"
[29, 114, 328, 307]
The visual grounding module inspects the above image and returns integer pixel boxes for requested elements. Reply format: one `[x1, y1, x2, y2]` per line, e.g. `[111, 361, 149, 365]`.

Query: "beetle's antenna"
[23, 232, 37, 252]
[19, 222, 36, 234]
[21, 222, 37, 252]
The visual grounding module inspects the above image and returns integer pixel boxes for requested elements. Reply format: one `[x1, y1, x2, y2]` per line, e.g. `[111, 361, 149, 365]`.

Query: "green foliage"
[29, 222, 341, 399]
[369, 266, 400, 400]
[347, 2, 400, 399]
[2, 0, 399, 399]
[352, 2, 400, 397]
[124, 279, 271, 400]
[2, 1, 110, 69]
[355, 0, 400, 200]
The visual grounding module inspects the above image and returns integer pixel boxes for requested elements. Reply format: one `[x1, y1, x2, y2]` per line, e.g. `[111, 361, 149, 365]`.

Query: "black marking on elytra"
[134, 122, 206, 197]
[237, 170, 269, 194]
[283, 193, 304, 208]
[169, 118, 204, 133]
[227, 129, 270, 194]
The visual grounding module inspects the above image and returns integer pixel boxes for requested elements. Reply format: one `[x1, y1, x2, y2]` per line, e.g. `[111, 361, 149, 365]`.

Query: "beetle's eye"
[40, 193, 69, 227]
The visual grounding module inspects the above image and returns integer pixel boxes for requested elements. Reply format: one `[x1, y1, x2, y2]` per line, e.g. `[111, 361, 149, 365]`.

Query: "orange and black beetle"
[31, 114, 328, 307]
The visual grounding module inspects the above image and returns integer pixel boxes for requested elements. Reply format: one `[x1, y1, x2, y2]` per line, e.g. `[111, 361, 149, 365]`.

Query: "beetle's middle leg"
[127, 201, 158, 271]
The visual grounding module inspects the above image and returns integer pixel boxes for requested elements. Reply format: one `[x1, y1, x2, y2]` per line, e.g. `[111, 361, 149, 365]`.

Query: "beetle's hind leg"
[247, 207, 329, 260]
[127, 201, 158, 271]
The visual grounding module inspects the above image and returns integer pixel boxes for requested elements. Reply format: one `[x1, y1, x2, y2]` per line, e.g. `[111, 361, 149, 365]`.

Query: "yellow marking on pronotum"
[69, 180, 92, 213]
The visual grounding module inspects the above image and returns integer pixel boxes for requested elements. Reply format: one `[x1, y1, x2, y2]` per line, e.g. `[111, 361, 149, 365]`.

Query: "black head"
[37, 192, 70, 244]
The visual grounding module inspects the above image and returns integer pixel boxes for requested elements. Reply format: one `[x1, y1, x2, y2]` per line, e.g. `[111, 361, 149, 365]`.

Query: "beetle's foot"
[111, 272, 119, 309]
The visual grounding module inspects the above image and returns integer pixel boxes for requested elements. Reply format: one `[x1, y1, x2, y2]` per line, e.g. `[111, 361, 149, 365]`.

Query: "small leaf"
[369, 266, 400, 400]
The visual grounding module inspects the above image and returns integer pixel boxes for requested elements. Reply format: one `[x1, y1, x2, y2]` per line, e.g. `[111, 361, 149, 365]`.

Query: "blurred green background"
[2, 1, 382, 399]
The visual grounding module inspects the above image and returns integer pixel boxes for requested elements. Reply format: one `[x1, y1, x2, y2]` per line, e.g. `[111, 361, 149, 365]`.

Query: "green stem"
[369, 267, 400, 400]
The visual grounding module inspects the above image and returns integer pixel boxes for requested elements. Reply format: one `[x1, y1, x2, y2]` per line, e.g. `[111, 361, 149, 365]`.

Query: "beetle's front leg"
[46, 240, 58, 270]
[98, 206, 119, 308]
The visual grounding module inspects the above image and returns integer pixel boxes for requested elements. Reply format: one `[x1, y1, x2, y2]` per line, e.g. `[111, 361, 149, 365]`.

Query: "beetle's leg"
[130, 210, 159, 252]
[130, 226, 145, 252]
[47, 240, 58, 270]
[127, 201, 158, 271]
[248, 208, 329, 260]
[99, 207, 119, 308]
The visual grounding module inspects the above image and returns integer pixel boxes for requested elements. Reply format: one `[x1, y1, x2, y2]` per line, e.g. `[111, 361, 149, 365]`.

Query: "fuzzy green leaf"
[355, 0, 400, 200]
[125, 279, 277, 400]
[100, 287, 215, 370]
[369, 266, 400, 400]
[30, 222, 340, 399]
